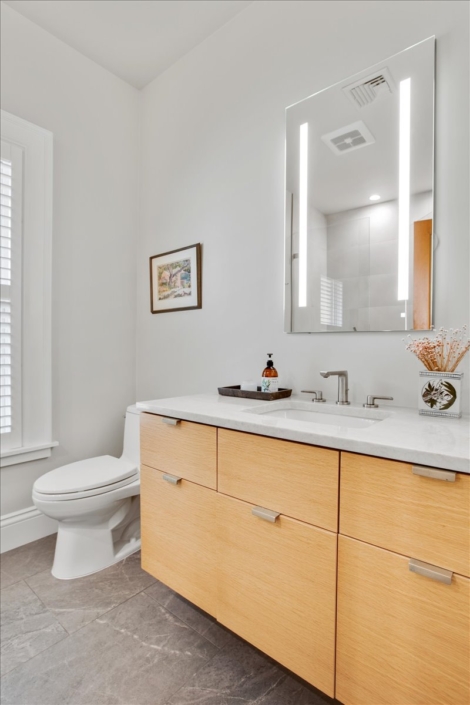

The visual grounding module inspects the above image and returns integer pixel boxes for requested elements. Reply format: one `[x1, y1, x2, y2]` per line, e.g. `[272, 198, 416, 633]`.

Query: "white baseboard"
[1, 506, 57, 553]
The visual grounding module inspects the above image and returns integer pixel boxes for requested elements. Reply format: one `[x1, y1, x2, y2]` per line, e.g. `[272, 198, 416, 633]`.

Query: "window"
[0, 111, 56, 466]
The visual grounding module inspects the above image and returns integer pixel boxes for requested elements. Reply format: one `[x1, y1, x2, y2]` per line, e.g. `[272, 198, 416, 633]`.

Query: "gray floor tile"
[1, 580, 67, 676]
[1, 545, 335, 705]
[145, 581, 237, 650]
[1, 591, 219, 705]
[167, 692, 254, 704]
[25, 551, 155, 634]
[0, 534, 57, 589]
[166, 638, 290, 704]
[255, 674, 332, 704]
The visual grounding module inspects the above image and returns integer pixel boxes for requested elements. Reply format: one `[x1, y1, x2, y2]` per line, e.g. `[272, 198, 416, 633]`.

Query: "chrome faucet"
[320, 370, 350, 405]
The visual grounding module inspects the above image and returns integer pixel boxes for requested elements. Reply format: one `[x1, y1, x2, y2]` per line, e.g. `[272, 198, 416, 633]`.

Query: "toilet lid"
[34, 456, 138, 495]
[33, 474, 139, 502]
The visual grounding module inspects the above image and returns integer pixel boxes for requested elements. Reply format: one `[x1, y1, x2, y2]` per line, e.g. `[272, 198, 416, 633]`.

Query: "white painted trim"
[0, 505, 57, 553]
[0, 441, 59, 467]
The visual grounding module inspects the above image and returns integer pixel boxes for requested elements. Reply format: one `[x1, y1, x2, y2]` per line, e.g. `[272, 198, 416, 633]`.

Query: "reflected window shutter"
[321, 277, 343, 327]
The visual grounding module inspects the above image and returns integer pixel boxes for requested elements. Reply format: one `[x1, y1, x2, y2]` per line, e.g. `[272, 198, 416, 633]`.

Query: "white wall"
[0, 6, 140, 518]
[137, 0, 469, 410]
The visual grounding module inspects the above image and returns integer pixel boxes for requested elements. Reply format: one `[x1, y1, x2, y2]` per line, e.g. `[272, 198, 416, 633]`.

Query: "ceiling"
[2, 0, 253, 88]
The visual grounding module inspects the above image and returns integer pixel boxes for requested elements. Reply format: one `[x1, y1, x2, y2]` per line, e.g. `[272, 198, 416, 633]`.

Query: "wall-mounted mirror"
[284, 37, 435, 333]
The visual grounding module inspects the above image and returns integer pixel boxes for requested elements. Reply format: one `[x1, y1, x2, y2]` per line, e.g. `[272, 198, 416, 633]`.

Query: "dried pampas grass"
[404, 326, 470, 372]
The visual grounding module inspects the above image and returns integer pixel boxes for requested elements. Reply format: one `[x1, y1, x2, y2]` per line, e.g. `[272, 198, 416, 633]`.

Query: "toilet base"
[52, 496, 141, 580]
[52, 538, 141, 580]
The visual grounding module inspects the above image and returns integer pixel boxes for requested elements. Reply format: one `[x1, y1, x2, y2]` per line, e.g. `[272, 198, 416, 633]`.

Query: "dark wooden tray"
[218, 385, 292, 401]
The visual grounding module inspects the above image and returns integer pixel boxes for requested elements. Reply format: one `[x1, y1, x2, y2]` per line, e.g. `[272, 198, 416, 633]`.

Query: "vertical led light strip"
[398, 78, 411, 300]
[298, 122, 308, 307]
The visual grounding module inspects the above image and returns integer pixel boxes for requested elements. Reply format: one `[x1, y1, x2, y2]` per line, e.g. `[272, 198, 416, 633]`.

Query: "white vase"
[418, 371, 463, 418]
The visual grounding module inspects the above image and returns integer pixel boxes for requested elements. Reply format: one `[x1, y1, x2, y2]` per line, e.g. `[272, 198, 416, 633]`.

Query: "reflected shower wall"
[327, 203, 404, 331]
[325, 216, 371, 331]
[287, 192, 432, 332]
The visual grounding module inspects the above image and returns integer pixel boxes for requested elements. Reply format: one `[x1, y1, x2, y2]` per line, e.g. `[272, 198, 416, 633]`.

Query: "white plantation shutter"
[321, 276, 343, 328]
[0, 159, 13, 433]
[0, 145, 22, 448]
[1, 111, 55, 466]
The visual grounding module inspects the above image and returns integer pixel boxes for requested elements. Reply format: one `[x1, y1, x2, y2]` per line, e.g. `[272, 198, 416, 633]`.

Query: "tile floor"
[0, 535, 334, 705]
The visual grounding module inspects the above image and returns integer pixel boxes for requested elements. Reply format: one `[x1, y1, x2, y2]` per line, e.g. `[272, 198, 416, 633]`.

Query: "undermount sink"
[245, 401, 389, 430]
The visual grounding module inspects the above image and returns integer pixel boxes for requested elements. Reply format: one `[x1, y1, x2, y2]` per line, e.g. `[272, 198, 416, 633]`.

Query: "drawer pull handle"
[412, 466, 456, 482]
[162, 473, 182, 485]
[162, 417, 180, 426]
[252, 506, 280, 523]
[409, 558, 453, 585]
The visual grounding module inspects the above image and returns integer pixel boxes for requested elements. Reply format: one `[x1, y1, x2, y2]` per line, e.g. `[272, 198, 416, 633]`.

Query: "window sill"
[1, 442, 59, 467]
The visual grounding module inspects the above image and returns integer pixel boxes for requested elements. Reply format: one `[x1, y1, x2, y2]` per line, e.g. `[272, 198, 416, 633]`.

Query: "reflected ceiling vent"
[343, 67, 395, 109]
[321, 120, 375, 156]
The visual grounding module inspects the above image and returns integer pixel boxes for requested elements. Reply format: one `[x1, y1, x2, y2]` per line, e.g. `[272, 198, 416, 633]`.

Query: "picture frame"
[149, 243, 202, 314]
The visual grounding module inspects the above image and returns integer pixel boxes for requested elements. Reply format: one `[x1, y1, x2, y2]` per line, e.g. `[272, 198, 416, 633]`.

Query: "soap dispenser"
[261, 354, 279, 393]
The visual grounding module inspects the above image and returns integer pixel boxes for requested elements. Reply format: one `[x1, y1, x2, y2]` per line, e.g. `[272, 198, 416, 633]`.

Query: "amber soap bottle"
[261, 354, 279, 393]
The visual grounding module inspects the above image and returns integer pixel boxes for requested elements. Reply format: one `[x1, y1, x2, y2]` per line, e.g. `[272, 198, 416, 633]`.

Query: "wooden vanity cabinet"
[140, 414, 218, 615]
[140, 419, 339, 696]
[340, 452, 470, 576]
[140, 413, 217, 489]
[217, 493, 337, 697]
[140, 413, 470, 705]
[337, 453, 470, 705]
[140, 464, 218, 617]
[218, 429, 339, 532]
[336, 535, 470, 705]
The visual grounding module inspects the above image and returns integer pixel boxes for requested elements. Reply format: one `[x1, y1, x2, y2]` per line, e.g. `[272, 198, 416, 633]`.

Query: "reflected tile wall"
[289, 193, 432, 332]
[326, 216, 370, 331]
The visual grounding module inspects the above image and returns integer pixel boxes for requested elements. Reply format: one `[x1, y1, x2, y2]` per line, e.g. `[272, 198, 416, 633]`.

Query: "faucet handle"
[363, 395, 394, 409]
[301, 390, 326, 403]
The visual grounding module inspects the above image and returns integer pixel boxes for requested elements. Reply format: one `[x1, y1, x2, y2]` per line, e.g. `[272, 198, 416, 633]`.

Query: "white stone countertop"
[136, 393, 470, 474]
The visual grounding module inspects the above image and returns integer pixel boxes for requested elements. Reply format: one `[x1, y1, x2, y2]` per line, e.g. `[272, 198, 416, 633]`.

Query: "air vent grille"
[321, 121, 375, 156]
[343, 67, 395, 109]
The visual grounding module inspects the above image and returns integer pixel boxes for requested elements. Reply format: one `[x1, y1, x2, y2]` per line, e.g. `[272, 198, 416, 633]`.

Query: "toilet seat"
[33, 455, 138, 498]
[32, 474, 139, 502]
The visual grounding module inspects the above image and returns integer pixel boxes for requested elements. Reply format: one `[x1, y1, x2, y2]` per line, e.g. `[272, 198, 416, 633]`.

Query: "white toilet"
[32, 405, 142, 580]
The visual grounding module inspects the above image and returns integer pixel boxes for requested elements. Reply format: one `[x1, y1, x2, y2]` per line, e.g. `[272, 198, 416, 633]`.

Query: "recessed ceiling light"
[369, 194, 381, 201]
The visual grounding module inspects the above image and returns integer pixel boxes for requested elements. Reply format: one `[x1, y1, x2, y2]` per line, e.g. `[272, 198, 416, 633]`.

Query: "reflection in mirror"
[284, 38, 435, 333]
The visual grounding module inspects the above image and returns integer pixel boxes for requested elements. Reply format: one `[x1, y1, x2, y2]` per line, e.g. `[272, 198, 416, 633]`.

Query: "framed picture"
[149, 243, 202, 314]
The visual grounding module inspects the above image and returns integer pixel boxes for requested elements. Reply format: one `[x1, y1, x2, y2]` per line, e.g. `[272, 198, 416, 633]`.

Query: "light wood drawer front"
[141, 465, 217, 617]
[217, 493, 337, 696]
[218, 429, 339, 531]
[140, 413, 216, 489]
[336, 536, 470, 705]
[340, 453, 470, 576]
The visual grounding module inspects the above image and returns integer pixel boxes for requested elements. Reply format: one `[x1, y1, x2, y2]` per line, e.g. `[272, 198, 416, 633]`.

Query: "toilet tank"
[122, 405, 141, 466]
